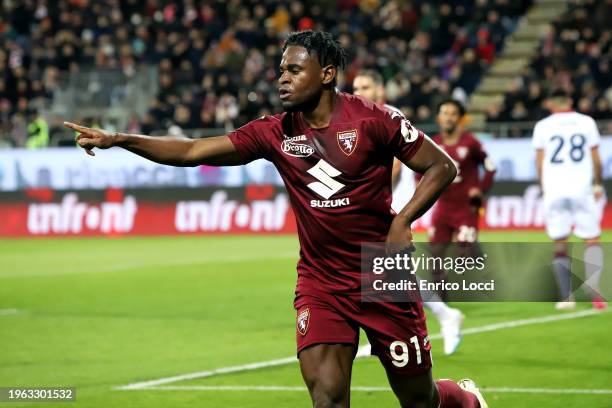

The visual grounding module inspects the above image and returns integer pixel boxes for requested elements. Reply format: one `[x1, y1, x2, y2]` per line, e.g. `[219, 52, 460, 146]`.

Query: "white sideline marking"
[116, 308, 606, 391]
[134, 385, 612, 395]
[116, 357, 297, 390]
[0, 308, 21, 316]
[444, 308, 603, 337]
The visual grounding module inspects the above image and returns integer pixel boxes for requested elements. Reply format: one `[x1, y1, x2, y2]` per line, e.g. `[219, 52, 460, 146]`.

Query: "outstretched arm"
[64, 122, 243, 166]
[387, 137, 456, 246]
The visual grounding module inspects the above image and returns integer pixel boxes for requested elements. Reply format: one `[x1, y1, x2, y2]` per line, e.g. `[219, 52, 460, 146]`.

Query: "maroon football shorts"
[295, 291, 432, 375]
[429, 205, 480, 244]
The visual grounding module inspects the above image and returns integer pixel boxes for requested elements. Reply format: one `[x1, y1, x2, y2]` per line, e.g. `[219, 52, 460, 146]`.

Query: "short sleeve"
[532, 121, 545, 149]
[227, 118, 273, 164]
[378, 111, 425, 164]
[587, 117, 601, 148]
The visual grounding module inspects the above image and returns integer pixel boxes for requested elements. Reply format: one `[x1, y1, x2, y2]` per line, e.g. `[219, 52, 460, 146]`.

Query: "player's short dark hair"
[437, 98, 466, 117]
[283, 31, 349, 72]
[355, 69, 383, 85]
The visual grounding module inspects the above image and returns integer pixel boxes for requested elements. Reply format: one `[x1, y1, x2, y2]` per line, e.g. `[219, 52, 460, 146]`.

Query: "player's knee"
[305, 376, 349, 408]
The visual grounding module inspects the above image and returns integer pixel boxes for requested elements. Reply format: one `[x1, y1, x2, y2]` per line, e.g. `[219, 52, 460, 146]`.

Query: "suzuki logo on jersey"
[306, 160, 351, 208]
[337, 130, 358, 156]
[297, 308, 310, 336]
[281, 138, 315, 157]
[307, 160, 345, 199]
[311, 197, 350, 208]
[457, 146, 468, 160]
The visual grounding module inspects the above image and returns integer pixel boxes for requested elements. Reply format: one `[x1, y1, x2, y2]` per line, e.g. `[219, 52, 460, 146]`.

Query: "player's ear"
[321, 64, 337, 86]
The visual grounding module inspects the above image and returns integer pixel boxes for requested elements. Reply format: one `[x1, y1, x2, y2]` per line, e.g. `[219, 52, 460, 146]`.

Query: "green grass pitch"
[0, 232, 611, 407]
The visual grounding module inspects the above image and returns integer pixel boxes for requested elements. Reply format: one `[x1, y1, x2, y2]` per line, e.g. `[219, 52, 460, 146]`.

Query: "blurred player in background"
[352, 70, 414, 197]
[353, 70, 464, 356]
[427, 100, 496, 298]
[533, 90, 607, 310]
[65, 31, 487, 408]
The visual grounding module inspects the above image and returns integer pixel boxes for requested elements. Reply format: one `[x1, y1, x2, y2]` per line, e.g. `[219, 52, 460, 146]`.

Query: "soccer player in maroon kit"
[428, 100, 496, 295]
[64, 32, 486, 408]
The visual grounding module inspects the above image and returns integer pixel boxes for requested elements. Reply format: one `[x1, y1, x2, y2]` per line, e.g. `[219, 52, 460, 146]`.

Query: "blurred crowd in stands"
[489, 0, 611, 125]
[0, 0, 609, 148]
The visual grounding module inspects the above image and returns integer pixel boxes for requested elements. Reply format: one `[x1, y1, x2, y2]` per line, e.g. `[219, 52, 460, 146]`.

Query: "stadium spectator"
[0, 0, 531, 145]
[495, 0, 611, 134]
[25, 109, 49, 149]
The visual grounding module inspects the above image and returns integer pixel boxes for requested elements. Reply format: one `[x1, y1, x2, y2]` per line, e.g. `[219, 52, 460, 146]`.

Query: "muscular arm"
[64, 122, 243, 166]
[397, 138, 457, 224]
[117, 133, 242, 166]
[386, 137, 456, 246]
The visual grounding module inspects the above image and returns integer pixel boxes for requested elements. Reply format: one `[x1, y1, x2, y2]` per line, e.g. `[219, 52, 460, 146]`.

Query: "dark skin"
[64, 44, 456, 408]
[278, 46, 337, 127]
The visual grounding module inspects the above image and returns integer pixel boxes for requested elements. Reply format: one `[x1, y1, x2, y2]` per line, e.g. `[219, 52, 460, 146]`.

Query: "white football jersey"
[383, 104, 416, 211]
[532, 111, 600, 198]
[392, 165, 416, 212]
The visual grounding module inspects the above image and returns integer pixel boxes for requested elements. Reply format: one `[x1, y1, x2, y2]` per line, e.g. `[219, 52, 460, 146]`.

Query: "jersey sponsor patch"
[388, 109, 403, 120]
[281, 139, 315, 157]
[401, 119, 419, 142]
[297, 308, 310, 336]
[310, 197, 350, 208]
[337, 130, 358, 156]
[283, 134, 307, 142]
[457, 146, 469, 160]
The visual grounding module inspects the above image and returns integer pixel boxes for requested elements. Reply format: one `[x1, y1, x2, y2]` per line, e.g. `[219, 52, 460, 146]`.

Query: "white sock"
[425, 298, 454, 320]
[584, 244, 604, 296]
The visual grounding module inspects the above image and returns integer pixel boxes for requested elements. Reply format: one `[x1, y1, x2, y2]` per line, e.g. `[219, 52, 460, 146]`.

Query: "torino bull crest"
[337, 130, 358, 156]
[296, 308, 310, 336]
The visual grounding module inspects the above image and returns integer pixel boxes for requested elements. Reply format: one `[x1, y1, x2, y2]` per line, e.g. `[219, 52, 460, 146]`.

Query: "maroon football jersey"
[431, 132, 494, 210]
[228, 92, 424, 295]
